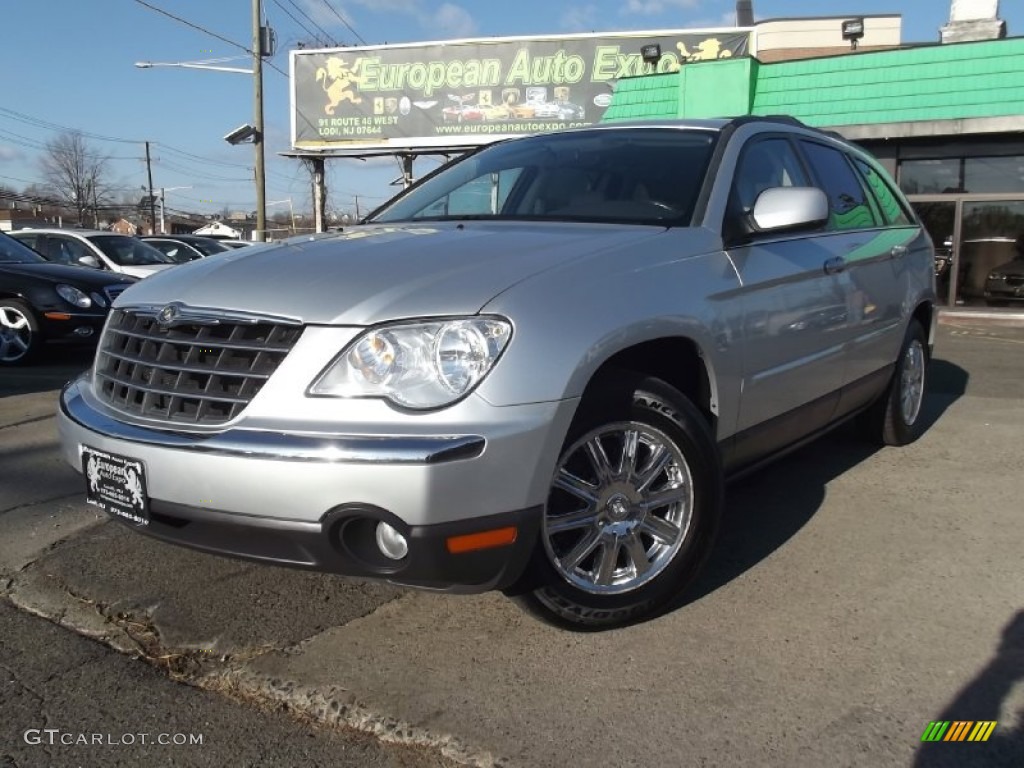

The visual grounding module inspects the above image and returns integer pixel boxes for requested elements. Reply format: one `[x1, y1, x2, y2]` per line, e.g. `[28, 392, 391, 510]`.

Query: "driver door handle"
[823, 256, 847, 275]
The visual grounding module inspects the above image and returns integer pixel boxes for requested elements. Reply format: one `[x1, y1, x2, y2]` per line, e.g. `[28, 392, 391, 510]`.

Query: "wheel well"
[912, 301, 933, 348]
[583, 338, 716, 430]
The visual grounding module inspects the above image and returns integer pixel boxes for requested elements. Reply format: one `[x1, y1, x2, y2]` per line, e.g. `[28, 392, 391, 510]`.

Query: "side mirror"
[751, 187, 829, 234]
[77, 254, 101, 269]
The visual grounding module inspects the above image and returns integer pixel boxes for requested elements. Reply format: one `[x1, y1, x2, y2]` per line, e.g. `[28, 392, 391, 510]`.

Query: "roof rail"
[726, 114, 846, 140]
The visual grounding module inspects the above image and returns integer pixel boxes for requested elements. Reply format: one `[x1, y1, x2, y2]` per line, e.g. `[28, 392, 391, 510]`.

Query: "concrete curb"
[4, 566, 507, 768]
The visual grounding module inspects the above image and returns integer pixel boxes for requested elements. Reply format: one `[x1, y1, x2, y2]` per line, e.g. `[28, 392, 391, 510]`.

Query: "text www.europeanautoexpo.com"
[436, 121, 589, 134]
[23, 729, 204, 746]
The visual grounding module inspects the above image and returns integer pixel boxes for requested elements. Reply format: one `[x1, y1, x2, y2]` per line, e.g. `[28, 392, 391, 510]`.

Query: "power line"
[268, 0, 325, 46]
[130, 0, 253, 57]
[320, 0, 368, 45]
[283, 0, 338, 46]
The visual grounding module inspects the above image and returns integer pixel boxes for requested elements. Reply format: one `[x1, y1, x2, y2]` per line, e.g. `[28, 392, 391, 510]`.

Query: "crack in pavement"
[3, 573, 507, 767]
[0, 413, 54, 432]
[0, 493, 81, 518]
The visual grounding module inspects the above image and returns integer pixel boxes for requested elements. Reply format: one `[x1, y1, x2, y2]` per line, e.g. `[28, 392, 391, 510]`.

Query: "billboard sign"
[290, 29, 749, 153]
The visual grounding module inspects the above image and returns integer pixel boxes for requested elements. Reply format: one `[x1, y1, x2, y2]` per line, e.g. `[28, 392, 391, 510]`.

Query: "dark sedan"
[0, 231, 135, 365]
[140, 234, 231, 263]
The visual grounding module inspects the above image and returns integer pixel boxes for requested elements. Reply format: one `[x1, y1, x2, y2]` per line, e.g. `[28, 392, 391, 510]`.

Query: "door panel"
[729, 236, 846, 433]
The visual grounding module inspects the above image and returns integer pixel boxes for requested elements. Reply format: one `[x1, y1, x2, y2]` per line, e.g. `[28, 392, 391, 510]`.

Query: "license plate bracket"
[81, 445, 150, 526]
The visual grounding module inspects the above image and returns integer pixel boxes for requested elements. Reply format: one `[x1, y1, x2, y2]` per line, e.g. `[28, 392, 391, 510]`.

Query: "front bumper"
[40, 311, 107, 343]
[58, 375, 576, 592]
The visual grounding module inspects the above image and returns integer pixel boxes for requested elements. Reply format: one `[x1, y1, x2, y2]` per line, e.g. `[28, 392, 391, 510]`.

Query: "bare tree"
[39, 132, 112, 227]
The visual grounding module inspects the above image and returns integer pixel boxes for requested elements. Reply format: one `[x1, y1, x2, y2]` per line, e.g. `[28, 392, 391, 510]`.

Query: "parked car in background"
[141, 234, 231, 263]
[217, 240, 254, 249]
[984, 234, 1024, 305]
[0, 231, 135, 365]
[57, 117, 936, 630]
[10, 229, 175, 279]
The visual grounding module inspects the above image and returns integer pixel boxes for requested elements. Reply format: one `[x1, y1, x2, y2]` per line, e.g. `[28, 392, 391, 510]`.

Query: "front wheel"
[0, 299, 39, 366]
[515, 374, 722, 631]
[862, 320, 930, 446]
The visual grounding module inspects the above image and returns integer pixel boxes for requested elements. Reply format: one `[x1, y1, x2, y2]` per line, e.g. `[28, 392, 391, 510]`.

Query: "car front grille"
[1006, 275, 1024, 287]
[94, 308, 302, 425]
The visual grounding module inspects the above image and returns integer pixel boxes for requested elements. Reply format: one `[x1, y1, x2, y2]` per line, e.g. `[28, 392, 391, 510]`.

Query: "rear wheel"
[515, 374, 722, 631]
[0, 299, 39, 366]
[862, 320, 929, 446]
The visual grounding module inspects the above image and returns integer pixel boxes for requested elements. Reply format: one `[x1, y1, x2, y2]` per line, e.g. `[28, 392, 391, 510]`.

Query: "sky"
[1, 0, 1022, 224]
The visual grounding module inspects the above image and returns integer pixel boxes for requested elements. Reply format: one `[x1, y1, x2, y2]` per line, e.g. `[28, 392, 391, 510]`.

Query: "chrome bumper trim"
[60, 376, 485, 464]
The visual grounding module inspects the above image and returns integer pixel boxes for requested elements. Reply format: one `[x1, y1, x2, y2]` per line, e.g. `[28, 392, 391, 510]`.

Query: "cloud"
[623, 0, 702, 15]
[0, 145, 23, 162]
[561, 5, 599, 31]
[433, 4, 477, 38]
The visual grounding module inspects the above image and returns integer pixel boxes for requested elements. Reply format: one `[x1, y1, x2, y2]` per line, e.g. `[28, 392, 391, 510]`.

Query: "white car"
[10, 229, 176, 279]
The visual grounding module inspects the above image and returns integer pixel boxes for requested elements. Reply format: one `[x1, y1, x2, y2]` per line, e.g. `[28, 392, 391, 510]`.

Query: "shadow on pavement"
[0, 347, 93, 398]
[684, 359, 970, 608]
[913, 610, 1024, 768]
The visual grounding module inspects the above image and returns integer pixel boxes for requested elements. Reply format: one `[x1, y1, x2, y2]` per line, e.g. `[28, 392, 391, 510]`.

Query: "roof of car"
[13, 228, 116, 237]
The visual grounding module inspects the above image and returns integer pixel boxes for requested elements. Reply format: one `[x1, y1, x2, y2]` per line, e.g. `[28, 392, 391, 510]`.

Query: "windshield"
[0, 232, 46, 264]
[370, 128, 719, 226]
[187, 238, 230, 256]
[89, 235, 175, 266]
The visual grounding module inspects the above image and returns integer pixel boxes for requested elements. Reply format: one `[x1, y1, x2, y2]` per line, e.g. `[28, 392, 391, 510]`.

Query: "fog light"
[73, 326, 94, 337]
[375, 521, 408, 560]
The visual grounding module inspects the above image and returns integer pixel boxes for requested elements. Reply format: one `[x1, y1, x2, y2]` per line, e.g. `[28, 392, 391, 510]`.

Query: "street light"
[134, 1, 272, 241]
[135, 57, 253, 75]
[159, 186, 193, 234]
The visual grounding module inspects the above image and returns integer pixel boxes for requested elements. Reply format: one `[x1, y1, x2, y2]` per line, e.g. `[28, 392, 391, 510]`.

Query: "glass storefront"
[902, 153, 1024, 310]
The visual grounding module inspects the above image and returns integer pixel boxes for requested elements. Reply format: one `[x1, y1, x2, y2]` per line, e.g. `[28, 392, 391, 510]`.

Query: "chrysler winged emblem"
[156, 302, 181, 328]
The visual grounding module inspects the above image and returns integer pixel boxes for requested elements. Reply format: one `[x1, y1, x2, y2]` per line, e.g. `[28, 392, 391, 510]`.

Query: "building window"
[964, 156, 1024, 194]
[898, 158, 961, 194]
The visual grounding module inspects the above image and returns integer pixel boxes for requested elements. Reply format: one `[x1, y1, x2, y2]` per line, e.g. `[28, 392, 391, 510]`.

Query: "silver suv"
[58, 118, 936, 630]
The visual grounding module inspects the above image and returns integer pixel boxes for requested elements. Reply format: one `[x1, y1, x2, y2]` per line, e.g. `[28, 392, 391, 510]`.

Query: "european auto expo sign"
[290, 29, 749, 152]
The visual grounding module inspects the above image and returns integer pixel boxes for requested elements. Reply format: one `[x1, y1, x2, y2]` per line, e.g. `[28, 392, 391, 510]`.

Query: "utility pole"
[145, 141, 156, 236]
[253, 0, 267, 242]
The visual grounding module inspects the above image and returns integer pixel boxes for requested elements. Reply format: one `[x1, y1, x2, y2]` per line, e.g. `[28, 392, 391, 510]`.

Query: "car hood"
[116, 222, 667, 325]
[0, 261, 136, 288]
[119, 264, 175, 279]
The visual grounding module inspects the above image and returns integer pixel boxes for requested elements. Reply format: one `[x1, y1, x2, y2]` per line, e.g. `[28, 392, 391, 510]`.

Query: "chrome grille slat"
[99, 348, 272, 379]
[105, 326, 294, 353]
[94, 308, 301, 425]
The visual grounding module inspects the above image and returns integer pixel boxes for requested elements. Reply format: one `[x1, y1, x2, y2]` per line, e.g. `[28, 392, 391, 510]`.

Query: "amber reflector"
[446, 526, 518, 554]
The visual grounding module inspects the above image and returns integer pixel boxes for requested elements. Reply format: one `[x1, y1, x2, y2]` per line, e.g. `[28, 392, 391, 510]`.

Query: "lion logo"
[315, 57, 367, 114]
[665, 38, 735, 70]
[124, 468, 144, 508]
[86, 455, 100, 493]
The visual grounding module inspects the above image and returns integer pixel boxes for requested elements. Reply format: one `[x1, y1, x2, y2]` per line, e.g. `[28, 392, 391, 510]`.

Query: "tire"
[514, 373, 723, 631]
[862, 320, 929, 446]
[0, 299, 40, 366]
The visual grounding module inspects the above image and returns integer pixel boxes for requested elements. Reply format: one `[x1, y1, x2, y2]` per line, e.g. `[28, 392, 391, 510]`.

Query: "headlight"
[55, 284, 92, 308]
[988, 272, 1005, 281]
[309, 317, 512, 409]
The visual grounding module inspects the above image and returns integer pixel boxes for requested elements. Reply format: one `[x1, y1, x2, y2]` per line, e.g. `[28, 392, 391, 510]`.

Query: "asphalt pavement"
[2, 324, 1023, 767]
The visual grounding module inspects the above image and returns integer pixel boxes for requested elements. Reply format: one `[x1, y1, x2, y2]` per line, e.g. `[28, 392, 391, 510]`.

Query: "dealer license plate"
[81, 445, 150, 526]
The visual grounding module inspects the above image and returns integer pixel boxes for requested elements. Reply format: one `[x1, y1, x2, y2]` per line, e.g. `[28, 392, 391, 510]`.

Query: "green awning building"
[604, 37, 1024, 309]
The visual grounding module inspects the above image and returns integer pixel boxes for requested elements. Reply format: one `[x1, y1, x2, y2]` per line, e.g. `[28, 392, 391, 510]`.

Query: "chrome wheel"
[543, 421, 694, 595]
[0, 305, 33, 363]
[900, 338, 926, 426]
